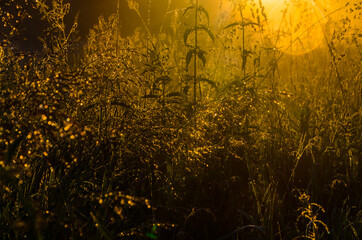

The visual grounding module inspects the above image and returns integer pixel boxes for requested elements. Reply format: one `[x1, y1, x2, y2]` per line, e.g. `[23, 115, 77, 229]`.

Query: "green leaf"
[199, 77, 217, 88]
[198, 25, 214, 41]
[146, 224, 158, 239]
[183, 27, 193, 45]
[198, 6, 209, 25]
[242, 20, 259, 27]
[146, 233, 157, 239]
[183, 5, 195, 17]
[186, 49, 195, 68]
[197, 49, 206, 67]
[224, 22, 241, 29]
[184, 26, 214, 45]
[224, 20, 259, 30]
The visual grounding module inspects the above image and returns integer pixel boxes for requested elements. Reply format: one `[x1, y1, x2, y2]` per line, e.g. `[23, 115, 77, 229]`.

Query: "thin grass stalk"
[307, 0, 346, 100]
[194, 0, 198, 105]
[238, 3, 246, 79]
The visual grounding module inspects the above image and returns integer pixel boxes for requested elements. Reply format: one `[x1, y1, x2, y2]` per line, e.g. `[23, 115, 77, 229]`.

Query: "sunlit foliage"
[0, 0, 361, 239]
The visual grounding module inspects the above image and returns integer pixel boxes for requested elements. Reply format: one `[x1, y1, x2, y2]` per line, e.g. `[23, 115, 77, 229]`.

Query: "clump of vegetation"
[0, 0, 361, 239]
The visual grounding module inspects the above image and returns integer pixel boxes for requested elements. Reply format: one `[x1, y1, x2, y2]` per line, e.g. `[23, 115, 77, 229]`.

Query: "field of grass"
[0, 0, 361, 239]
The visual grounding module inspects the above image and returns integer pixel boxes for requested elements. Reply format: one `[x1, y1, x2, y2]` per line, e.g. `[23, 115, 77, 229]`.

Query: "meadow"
[0, 0, 361, 239]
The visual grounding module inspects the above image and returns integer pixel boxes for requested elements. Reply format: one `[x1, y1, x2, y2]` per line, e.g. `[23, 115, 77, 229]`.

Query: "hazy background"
[2, 0, 188, 51]
[3, 0, 353, 52]
[67, 0, 184, 37]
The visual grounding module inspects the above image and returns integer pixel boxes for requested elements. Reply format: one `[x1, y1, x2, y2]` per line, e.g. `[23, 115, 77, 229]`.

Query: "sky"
[1, 0, 186, 51]
[2, 0, 358, 52]
[67, 0, 175, 36]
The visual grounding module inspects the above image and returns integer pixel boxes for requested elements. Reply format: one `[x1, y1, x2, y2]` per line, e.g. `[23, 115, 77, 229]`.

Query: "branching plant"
[183, 0, 215, 106]
[0, 0, 361, 239]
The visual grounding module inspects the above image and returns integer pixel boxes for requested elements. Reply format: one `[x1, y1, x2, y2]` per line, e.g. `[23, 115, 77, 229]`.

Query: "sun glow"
[267, 0, 326, 55]
[207, 0, 328, 55]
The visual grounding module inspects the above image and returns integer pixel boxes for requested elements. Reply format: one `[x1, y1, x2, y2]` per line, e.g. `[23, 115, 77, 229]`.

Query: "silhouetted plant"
[0, 0, 361, 239]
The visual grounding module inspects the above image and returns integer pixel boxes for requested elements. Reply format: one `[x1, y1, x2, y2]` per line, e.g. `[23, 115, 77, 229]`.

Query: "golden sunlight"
[267, 0, 326, 55]
[1, 0, 360, 238]
[206, 0, 329, 55]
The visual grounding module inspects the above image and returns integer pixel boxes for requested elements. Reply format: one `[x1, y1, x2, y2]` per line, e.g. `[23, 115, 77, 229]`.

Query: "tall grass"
[0, 0, 361, 239]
